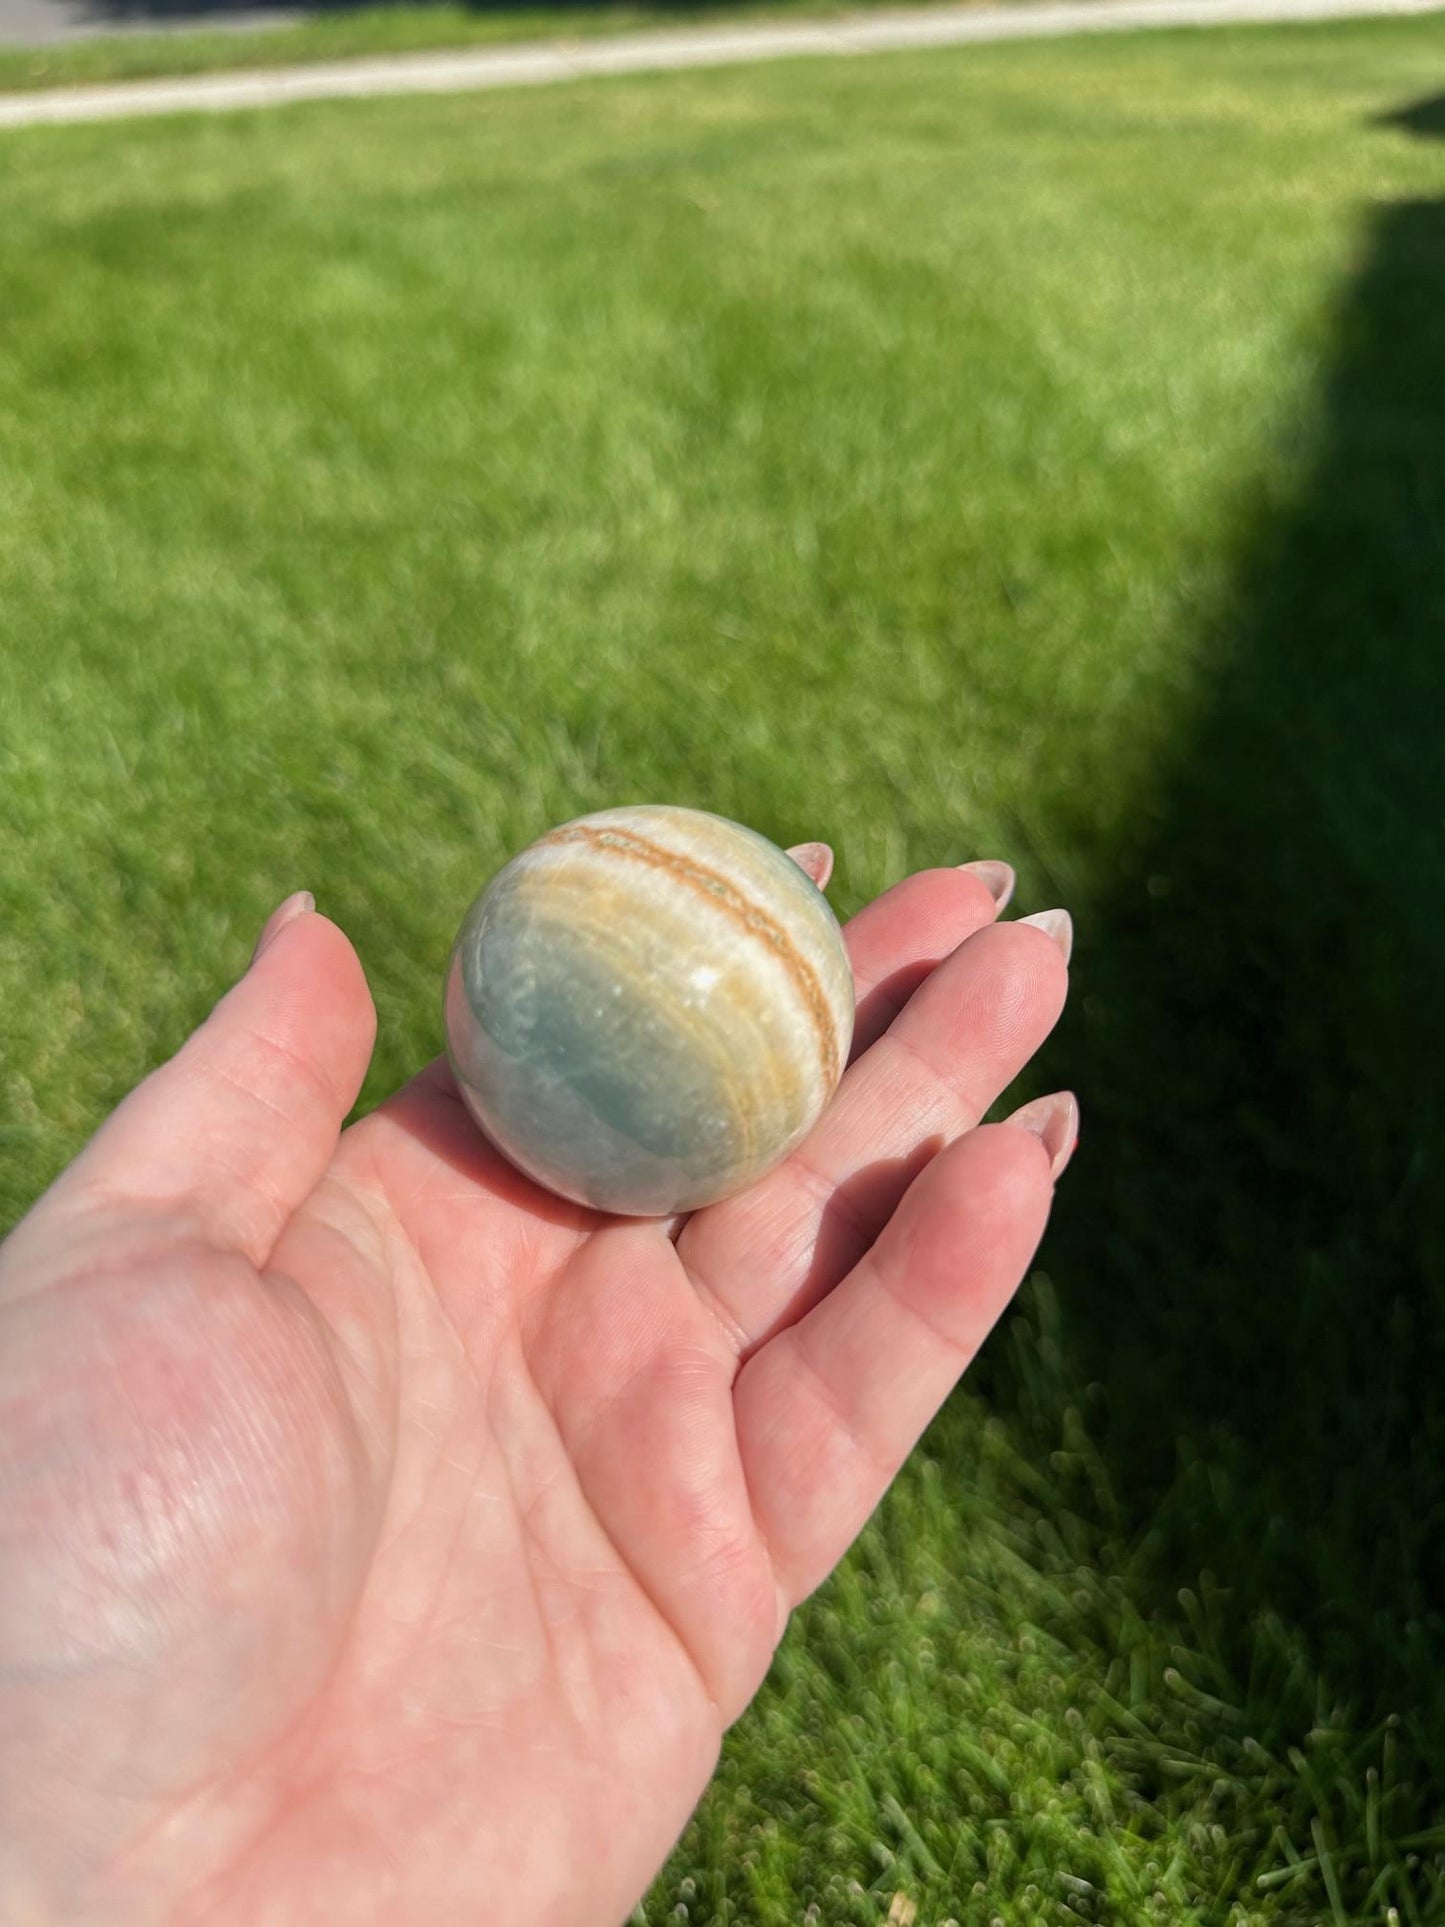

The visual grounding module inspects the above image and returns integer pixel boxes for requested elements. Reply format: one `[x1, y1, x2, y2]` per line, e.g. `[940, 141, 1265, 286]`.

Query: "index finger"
[679, 911, 1069, 1356]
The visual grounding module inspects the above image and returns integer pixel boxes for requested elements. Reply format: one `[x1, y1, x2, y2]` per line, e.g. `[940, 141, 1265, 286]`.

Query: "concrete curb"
[2, 0, 1441, 128]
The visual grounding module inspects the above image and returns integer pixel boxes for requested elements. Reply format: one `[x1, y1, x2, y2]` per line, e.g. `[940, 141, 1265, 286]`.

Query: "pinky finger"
[732, 1109, 1069, 1610]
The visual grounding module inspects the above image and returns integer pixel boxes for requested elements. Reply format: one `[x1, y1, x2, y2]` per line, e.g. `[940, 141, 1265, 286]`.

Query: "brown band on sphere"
[538, 822, 845, 1091]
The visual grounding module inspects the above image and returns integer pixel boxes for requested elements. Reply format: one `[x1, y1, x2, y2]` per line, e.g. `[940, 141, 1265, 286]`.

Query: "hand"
[0, 855, 1073, 1927]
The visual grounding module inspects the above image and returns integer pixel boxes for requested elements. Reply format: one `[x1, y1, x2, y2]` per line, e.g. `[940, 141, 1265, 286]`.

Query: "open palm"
[0, 856, 1072, 1927]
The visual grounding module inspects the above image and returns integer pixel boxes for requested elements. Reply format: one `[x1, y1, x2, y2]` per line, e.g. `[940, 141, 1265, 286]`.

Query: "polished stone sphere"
[443, 804, 855, 1216]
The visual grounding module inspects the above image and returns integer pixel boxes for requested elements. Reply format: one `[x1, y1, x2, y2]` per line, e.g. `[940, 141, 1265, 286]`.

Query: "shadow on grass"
[998, 92, 1445, 1779]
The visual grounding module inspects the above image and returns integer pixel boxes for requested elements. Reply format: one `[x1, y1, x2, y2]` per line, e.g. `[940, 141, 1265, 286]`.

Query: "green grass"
[4, 18, 1445, 1921]
[0, 0, 1009, 98]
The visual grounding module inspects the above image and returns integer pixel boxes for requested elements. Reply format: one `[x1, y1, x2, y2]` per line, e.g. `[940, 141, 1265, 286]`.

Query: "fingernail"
[1018, 907, 1073, 965]
[251, 890, 315, 964]
[1006, 1090, 1079, 1179]
[958, 859, 1016, 910]
[787, 842, 834, 890]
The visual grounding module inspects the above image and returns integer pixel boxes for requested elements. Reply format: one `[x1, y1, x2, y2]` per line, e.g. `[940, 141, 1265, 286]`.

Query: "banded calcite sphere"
[443, 805, 855, 1216]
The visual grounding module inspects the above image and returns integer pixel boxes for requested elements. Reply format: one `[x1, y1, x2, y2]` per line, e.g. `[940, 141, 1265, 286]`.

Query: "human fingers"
[40, 897, 376, 1268]
[680, 913, 1069, 1354]
[838, 860, 1018, 1058]
[661, 860, 1010, 1256]
[786, 842, 835, 888]
[732, 1102, 1075, 1607]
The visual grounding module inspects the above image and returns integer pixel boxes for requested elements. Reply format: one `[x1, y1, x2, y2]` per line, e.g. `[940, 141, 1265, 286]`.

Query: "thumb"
[60, 894, 377, 1265]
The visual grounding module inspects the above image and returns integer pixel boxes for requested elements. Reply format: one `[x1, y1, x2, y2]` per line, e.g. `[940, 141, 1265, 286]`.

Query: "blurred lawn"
[3, 20, 1445, 1922]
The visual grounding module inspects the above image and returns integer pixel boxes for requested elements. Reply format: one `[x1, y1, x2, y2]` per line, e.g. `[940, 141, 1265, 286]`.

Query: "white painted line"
[1, 0, 1440, 128]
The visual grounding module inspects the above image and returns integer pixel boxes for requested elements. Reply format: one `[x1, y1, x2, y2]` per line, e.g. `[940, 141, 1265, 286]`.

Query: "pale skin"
[0, 850, 1076, 1927]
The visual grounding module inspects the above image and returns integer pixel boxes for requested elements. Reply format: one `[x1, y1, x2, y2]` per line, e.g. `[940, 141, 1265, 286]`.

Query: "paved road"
[1, 0, 1441, 125]
[1, 0, 298, 48]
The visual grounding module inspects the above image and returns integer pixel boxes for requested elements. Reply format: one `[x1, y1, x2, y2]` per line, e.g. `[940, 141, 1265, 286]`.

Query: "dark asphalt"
[0, 0, 299, 46]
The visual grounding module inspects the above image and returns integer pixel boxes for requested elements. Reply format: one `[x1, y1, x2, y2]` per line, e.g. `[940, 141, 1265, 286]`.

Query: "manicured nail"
[787, 842, 834, 890]
[958, 859, 1016, 910]
[1018, 907, 1073, 965]
[1006, 1090, 1079, 1179]
[251, 890, 315, 964]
